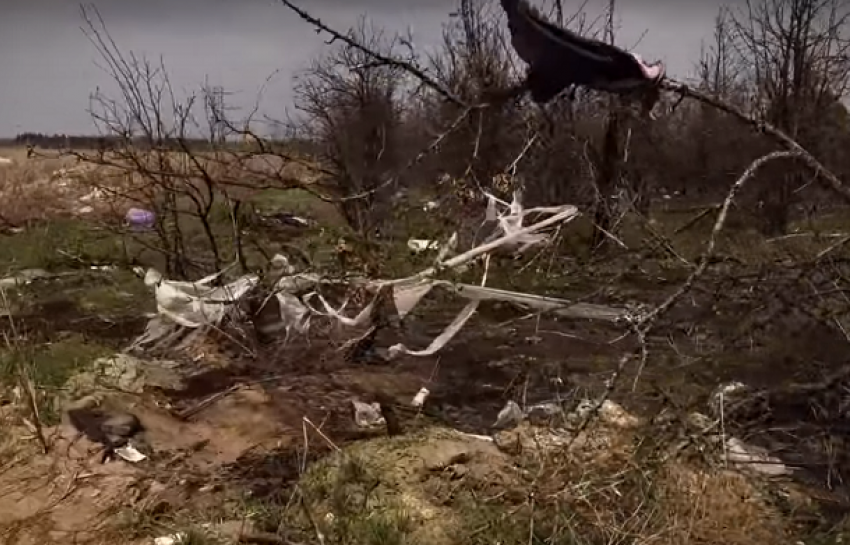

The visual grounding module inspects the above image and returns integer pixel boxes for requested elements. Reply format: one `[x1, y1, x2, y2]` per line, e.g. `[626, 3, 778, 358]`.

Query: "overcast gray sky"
[0, 0, 729, 137]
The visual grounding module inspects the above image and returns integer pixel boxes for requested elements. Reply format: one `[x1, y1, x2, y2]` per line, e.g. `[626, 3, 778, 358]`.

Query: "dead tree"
[292, 19, 408, 236]
[589, 0, 626, 251]
[425, 0, 519, 194]
[731, 0, 850, 234]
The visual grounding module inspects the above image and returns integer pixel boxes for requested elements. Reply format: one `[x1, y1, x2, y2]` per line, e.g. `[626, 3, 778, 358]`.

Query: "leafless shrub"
[71, 5, 326, 278]
[291, 19, 412, 236]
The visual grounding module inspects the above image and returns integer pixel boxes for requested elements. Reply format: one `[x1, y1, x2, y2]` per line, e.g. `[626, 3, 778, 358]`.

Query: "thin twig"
[279, 0, 466, 107]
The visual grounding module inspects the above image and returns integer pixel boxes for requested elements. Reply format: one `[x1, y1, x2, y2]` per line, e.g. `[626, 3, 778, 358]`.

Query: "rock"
[526, 402, 564, 425]
[597, 400, 642, 428]
[687, 412, 716, 432]
[422, 443, 472, 471]
[494, 422, 570, 455]
[492, 400, 523, 429]
[64, 396, 143, 453]
[93, 354, 146, 393]
[567, 399, 642, 429]
[102, 412, 143, 444]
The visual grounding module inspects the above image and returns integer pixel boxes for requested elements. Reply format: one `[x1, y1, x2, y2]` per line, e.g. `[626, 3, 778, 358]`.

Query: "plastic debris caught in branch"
[134, 192, 593, 359]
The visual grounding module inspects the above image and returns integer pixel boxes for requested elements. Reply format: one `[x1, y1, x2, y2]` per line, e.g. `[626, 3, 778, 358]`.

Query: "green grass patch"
[0, 219, 124, 273]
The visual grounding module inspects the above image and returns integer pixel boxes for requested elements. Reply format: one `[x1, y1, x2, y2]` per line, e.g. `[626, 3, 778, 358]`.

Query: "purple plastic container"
[125, 207, 156, 231]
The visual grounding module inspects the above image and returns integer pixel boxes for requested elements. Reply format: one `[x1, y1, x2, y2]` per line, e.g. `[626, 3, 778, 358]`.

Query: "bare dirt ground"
[1, 282, 849, 544]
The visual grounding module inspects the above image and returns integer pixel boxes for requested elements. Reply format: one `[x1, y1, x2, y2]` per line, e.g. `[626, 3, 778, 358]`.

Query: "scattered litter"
[154, 532, 187, 545]
[0, 156, 12, 166]
[456, 431, 495, 442]
[493, 398, 640, 431]
[132, 193, 590, 360]
[0, 268, 51, 288]
[270, 253, 296, 274]
[709, 381, 750, 417]
[725, 437, 791, 476]
[114, 442, 147, 463]
[126, 207, 156, 230]
[51, 165, 89, 181]
[408, 239, 440, 253]
[260, 211, 310, 228]
[143, 266, 259, 328]
[352, 399, 385, 428]
[411, 387, 430, 408]
[79, 187, 107, 202]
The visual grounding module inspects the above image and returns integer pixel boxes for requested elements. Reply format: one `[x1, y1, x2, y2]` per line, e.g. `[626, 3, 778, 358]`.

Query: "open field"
[0, 142, 849, 545]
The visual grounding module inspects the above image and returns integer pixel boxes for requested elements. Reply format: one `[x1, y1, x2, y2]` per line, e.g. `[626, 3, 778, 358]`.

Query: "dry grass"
[269, 421, 809, 545]
[657, 464, 789, 544]
[0, 149, 88, 224]
[0, 145, 328, 228]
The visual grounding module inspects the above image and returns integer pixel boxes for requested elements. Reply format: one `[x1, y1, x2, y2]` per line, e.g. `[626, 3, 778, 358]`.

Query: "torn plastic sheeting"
[483, 190, 561, 253]
[266, 269, 622, 360]
[143, 267, 259, 328]
[428, 201, 579, 275]
[268, 204, 596, 355]
[448, 283, 626, 322]
[725, 437, 791, 476]
[340, 277, 624, 323]
[137, 194, 580, 356]
[387, 300, 479, 359]
[302, 290, 376, 328]
[275, 272, 324, 293]
[393, 280, 435, 319]
[273, 291, 311, 336]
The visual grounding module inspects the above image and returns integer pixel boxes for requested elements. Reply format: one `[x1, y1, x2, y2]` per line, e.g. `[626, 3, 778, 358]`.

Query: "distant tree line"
[8, 132, 228, 151]
[1, 132, 321, 156]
